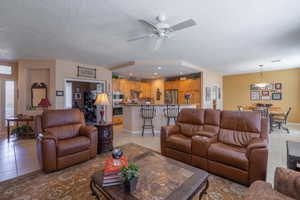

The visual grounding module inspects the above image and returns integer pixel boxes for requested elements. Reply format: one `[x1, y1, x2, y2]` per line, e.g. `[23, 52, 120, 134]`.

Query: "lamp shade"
[94, 93, 110, 105]
[38, 98, 51, 107]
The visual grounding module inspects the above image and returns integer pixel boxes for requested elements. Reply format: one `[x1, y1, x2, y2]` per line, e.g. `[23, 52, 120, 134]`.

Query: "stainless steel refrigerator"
[165, 89, 178, 104]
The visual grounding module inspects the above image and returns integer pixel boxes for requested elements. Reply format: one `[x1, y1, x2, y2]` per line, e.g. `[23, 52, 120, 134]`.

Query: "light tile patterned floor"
[0, 123, 299, 184]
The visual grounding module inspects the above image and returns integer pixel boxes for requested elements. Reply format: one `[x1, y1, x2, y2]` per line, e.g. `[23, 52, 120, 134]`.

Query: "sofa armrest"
[160, 125, 179, 155]
[192, 135, 217, 157]
[274, 167, 300, 199]
[37, 132, 58, 144]
[246, 137, 267, 158]
[195, 130, 217, 138]
[79, 126, 98, 158]
[36, 132, 57, 173]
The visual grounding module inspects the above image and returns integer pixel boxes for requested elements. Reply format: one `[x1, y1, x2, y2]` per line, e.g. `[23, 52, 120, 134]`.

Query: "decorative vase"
[124, 177, 138, 192]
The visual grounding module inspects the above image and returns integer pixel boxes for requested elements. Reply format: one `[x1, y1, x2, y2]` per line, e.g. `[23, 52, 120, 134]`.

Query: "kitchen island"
[123, 104, 196, 134]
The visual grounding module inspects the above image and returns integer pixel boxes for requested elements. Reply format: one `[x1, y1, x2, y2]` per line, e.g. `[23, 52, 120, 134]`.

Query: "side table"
[95, 122, 113, 154]
[286, 140, 300, 171]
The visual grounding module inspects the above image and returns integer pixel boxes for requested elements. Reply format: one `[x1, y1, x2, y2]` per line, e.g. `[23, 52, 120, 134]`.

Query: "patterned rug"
[0, 143, 246, 200]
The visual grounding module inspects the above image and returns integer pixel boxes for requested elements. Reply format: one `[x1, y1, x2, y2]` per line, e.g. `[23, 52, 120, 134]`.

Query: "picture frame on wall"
[261, 96, 271, 100]
[272, 92, 282, 100]
[275, 83, 282, 90]
[262, 91, 269, 96]
[56, 90, 64, 96]
[250, 84, 259, 90]
[250, 91, 260, 101]
[77, 66, 96, 79]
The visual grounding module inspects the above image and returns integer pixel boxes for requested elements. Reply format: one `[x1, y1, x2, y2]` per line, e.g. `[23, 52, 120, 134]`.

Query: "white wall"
[202, 70, 223, 109]
[17, 60, 56, 114]
[55, 60, 112, 121]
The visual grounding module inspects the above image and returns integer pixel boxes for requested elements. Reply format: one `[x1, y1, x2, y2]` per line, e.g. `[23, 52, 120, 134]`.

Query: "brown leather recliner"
[161, 108, 269, 185]
[36, 109, 98, 173]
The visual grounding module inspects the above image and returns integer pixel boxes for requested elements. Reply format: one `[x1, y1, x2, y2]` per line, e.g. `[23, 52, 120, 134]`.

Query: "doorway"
[0, 80, 16, 131]
[64, 79, 105, 125]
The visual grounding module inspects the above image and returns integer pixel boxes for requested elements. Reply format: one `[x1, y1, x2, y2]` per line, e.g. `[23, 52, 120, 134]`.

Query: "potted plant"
[121, 162, 139, 192]
[11, 125, 34, 138]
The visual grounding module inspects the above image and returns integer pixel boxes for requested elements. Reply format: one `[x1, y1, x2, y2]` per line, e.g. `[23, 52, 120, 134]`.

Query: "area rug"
[0, 143, 246, 200]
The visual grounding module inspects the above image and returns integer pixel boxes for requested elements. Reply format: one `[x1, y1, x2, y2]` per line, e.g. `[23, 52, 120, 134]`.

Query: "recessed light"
[158, 66, 162, 70]
[271, 59, 281, 63]
[154, 72, 158, 75]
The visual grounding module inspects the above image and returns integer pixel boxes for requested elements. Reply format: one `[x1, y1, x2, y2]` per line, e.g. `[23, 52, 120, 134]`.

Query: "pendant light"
[254, 64, 268, 88]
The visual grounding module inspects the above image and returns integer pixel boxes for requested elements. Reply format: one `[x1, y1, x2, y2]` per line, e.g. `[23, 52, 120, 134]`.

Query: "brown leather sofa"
[245, 167, 300, 200]
[161, 108, 269, 185]
[36, 109, 98, 172]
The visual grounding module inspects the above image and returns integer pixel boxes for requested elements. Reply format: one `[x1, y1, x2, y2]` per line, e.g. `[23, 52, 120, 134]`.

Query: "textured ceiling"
[1, 0, 300, 75]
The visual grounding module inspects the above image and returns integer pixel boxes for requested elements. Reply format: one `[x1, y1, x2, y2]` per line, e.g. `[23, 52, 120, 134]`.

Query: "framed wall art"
[77, 66, 96, 79]
[275, 83, 282, 90]
[56, 90, 64, 96]
[261, 96, 271, 100]
[272, 92, 282, 100]
[261, 91, 269, 96]
[250, 91, 260, 101]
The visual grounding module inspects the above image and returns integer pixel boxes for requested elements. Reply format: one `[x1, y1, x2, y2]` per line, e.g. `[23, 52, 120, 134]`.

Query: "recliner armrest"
[36, 132, 58, 172]
[37, 132, 58, 144]
[161, 125, 179, 154]
[246, 137, 267, 157]
[79, 126, 98, 158]
[79, 126, 97, 138]
[161, 125, 179, 138]
[195, 130, 217, 138]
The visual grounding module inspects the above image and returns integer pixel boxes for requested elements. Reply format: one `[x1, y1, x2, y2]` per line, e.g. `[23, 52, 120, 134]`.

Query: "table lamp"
[38, 98, 51, 111]
[94, 93, 110, 124]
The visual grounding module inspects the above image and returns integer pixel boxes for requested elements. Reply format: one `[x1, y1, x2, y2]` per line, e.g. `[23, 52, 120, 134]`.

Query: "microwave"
[113, 92, 124, 101]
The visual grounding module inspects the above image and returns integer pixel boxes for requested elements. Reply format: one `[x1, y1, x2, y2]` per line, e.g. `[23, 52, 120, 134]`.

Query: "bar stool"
[140, 105, 156, 136]
[164, 105, 180, 125]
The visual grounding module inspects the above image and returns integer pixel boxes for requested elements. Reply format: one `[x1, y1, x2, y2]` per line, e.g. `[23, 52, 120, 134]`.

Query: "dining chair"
[253, 107, 269, 118]
[270, 107, 291, 133]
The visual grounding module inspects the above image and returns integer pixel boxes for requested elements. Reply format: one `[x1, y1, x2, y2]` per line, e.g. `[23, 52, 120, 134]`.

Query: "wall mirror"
[31, 82, 47, 106]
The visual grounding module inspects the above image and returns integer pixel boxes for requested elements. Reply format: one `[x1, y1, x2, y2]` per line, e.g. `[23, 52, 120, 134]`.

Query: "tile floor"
[0, 124, 299, 184]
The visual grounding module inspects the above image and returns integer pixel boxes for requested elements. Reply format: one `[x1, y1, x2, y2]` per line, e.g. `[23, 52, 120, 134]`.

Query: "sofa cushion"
[57, 136, 90, 157]
[43, 109, 83, 128]
[205, 109, 221, 126]
[47, 124, 82, 140]
[177, 108, 205, 125]
[219, 111, 261, 147]
[177, 122, 203, 137]
[208, 143, 248, 170]
[166, 134, 191, 153]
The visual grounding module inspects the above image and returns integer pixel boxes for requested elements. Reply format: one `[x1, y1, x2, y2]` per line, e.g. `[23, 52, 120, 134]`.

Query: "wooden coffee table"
[90, 149, 209, 200]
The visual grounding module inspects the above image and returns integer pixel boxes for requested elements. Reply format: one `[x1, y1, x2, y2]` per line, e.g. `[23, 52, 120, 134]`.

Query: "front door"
[0, 80, 16, 131]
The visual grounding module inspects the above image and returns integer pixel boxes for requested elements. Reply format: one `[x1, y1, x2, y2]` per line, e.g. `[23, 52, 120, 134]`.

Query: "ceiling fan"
[128, 14, 197, 50]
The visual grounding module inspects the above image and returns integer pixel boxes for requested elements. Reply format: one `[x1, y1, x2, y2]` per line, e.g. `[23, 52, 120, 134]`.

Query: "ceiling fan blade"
[138, 19, 160, 33]
[127, 34, 154, 42]
[154, 38, 163, 51]
[169, 19, 196, 32]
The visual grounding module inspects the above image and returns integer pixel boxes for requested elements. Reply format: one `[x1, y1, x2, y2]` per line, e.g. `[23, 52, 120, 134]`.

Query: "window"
[0, 65, 12, 75]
